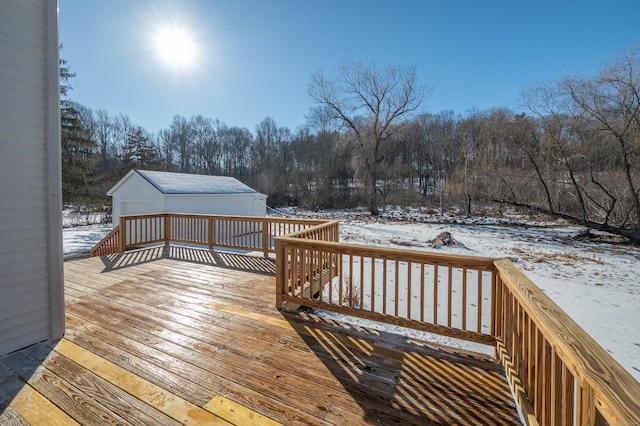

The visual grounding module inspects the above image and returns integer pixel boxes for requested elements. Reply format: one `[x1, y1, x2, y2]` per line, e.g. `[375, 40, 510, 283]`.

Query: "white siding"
[164, 194, 266, 217]
[111, 172, 164, 225]
[251, 194, 268, 216]
[0, 0, 63, 356]
[110, 170, 268, 224]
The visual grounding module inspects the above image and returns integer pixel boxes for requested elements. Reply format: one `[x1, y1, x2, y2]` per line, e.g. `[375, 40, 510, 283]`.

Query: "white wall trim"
[45, 0, 65, 340]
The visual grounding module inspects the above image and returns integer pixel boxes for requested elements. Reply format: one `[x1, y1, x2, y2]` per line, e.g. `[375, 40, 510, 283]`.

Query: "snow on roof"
[135, 170, 259, 194]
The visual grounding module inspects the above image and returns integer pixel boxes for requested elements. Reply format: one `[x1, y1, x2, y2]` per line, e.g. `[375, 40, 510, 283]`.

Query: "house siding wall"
[0, 0, 63, 356]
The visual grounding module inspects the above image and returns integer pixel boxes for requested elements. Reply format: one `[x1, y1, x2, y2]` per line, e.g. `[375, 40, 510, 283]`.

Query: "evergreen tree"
[60, 58, 98, 203]
[120, 127, 163, 171]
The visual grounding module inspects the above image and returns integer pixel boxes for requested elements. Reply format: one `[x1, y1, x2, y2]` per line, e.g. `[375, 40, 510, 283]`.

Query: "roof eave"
[106, 169, 138, 196]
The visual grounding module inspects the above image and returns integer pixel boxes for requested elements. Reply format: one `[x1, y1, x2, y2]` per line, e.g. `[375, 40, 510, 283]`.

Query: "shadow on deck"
[99, 245, 276, 275]
[0, 246, 521, 425]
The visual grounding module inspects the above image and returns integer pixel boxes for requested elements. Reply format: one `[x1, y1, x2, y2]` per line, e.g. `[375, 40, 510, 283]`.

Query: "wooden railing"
[494, 259, 640, 426]
[90, 213, 326, 257]
[90, 213, 640, 424]
[89, 225, 120, 257]
[275, 237, 497, 345]
[274, 221, 640, 426]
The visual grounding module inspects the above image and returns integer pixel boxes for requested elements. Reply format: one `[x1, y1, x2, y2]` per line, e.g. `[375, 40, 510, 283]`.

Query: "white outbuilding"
[107, 170, 267, 226]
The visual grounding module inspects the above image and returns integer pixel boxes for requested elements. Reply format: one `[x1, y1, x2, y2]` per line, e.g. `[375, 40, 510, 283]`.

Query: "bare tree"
[493, 45, 640, 242]
[191, 115, 222, 175]
[94, 109, 114, 170]
[250, 117, 292, 206]
[309, 62, 428, 215]
[156, 128, 176, 171]
[564, 47, 640, 240]
[220, 126, 252, 180]
[410, 111, 456, 198]
[169, 115, 193, 172]
[112, 113, 134, 163]
[455, 111, 485, 215]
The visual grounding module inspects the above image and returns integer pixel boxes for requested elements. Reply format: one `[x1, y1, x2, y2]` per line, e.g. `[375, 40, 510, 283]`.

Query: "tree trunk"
[491, 197, 640, 244]
[369, 184, 379, 215]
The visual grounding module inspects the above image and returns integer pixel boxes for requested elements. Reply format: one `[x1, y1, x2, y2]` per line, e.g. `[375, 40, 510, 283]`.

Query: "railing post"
[164, 213, 171, 246]
[118, 215, 126, 253]
[494, 271, 504, 342]
[275, 238, 286, 309]
[262, 218, 269, 257]
[208, 216, 214, 250]
[490, 270, 497, 338]
[577, 382, 597, 426]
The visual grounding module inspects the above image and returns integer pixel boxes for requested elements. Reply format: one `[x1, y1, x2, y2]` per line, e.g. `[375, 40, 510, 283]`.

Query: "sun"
[153, 26, 198, 70]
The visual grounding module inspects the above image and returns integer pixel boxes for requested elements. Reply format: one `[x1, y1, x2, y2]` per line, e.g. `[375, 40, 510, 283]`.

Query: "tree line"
[62, 45, 640, 242]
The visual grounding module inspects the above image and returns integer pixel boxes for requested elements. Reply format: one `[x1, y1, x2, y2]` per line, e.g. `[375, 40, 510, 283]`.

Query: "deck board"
[0, 246, 522, 425]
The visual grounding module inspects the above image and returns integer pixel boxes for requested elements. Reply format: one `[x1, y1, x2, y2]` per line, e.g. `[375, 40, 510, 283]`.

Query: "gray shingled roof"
[136, 170, 258, 194]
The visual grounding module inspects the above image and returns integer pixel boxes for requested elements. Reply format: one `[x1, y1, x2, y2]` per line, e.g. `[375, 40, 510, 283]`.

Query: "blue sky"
[59, 0, 640, 134]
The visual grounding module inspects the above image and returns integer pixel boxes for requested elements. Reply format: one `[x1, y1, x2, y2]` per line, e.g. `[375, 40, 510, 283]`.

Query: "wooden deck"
[0, 246, 522, 425]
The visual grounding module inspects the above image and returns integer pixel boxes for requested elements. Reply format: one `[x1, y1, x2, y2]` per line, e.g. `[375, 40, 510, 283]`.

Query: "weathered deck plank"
[1, 246, 521, 425]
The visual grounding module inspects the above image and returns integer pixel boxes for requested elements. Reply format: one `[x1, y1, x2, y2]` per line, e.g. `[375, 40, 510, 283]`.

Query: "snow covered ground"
[63, 224, 112, 256]
[63, 207, 640, 382]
